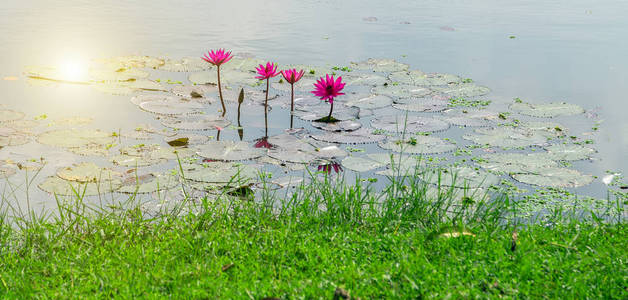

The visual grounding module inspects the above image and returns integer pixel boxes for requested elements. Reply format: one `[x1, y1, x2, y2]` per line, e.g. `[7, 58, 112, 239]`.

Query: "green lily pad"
[56, 162, 122, 183]
[184, 162, 258, 184]
[341, 153, 422, 174]
[161, 115, 231, 130]
[89, 67, 149, 82]
[544, 144, 596, 161]
[67, 144, 111, 157]
[392, 99, 449, 112]
[371, 115, 449, 133]
[419, 165, 500, 189]
[196, 141, 265, 161]
[93, 79, 165, 95]
[440, 108, 500, 127]
[311, 128, 387, 144]
[37, 129, 114, 148]
[171, 84, 215, 99]
[139, 99, 206, 115]
[48, 117, 93, 127]
[341, 156, 386, 172]
[282, 64, 333, 77]
[378, 136, 456, 154]
[119, 172, 179, 194]
[0, 133, 30, 147]
[389, 71, 461, 86]
[372, 84, 432, 99]
[311, 120, 362, 132]
[293, 104, 359, 122]
[510, 101, 584, 118]
[344, 95, 393, 110]
[38, 176, 122, 196]
[350, 58, 409, 72]
[268, 148, 317, 164]
[432, 83, 491, 98]
[165, 133, 209, 146]
[477, 153, 559, 174]
[188, 70, 259, 86]
[111, 154, 166, 167]
[462, 127, 552, 148]
[96, 55, 165, 69]
[272, 77, 317, 92]
[345, 74, 389, 86]
[159, 57, 210, 72]
[512, 167, 594, 188]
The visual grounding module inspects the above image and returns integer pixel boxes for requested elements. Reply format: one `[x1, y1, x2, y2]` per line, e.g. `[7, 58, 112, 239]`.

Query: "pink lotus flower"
[311, 74, 346, 122]
[201, 49, 233, 66]
[281, 69, 304, 84]
[256, 62, 279, 136]
[281, 69, 305, 127]
[201, 49, 234, 117]
[311, 74, 345, 104]
[255, 62, 279, 79]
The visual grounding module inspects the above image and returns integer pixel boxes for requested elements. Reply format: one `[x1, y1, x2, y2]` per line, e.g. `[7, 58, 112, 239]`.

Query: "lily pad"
[462, 127, 552, 148]
[389, 71, 460, 86]
[351, 58, 409, 73]
[93, 79, 165, 95]
[171, 84, 215, 99]
[97, 55, 164, 69]
[341, 156, 386, 172]
[512, 167, 594, 188]
[344, 95, 393, 110]
[196, 141, 265, 161]
[161, 115, 231, 130]
[372, 84, 432, 99]
[0, 133, 30, 147]
[477, 153, 559, 174]
[165, 133, 209, 146]
[272, 77, 317, 92]
[56, 162, 122, 183]
[371, 115, 449, 133]
[293, 103, 360, 121]
[345, 74, 389, 86]
[89, 67, 149, 82]
[378, 136, 456, 154]
[419, 166, 500, 189]
[184, 162, 258, 184]
[392, 99, 449, 113]
[311, 128, 387, 144]
[38, 176, 122, 196]
[0, 161, 17, 178]
[440, 108, 500, 127]
[37, 129, 114, 148]
[111, 154, 166, 167]
[268, 148, 317, 164]
[544, 144, 596, 161]
[139, 99, 206, 115]
[119, 172, 179, 194]
[159, 57, 209, 72]
[510, 101, 584, 118]
[432, 83, 491, 98]
[311, 120, 362, 132]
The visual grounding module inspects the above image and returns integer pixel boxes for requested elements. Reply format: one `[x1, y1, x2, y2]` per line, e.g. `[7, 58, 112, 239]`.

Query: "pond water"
[0, 0, 626, 216]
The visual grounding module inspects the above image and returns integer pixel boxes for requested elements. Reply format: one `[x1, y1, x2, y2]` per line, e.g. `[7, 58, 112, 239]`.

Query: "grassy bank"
[0, 174, 626, 298]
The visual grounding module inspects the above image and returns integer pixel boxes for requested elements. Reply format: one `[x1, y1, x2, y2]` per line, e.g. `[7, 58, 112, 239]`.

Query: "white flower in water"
[602, 173, 620, 185]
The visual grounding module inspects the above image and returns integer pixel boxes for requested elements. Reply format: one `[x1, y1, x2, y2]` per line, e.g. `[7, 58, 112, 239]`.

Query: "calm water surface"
[0, 0, 626, 208]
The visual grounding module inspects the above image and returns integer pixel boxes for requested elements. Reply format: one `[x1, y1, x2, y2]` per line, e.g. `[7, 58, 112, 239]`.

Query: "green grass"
[0, 170, 626, 298]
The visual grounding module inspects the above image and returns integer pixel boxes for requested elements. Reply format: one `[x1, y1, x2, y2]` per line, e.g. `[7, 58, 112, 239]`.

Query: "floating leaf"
[196, 141, 265, 161]
[48, 117, 93, 127]
[510, 101, 584, 118]
[56, 162, 122, 183]
[161, 115, 231, 130]
[477, 153, 559, 174]
[341, 156, 386, 172]
[419, 165, 500, 189]
[0, 161, 17, 178]
[311, 128, 386, 144]
[344, 95, 392, 110]
[268, 148, 316, 164]
[0, 133, 30, 147]
[166, 137, 189, 147]
[164, 133, 208, 146]
[37, 129, 114, 148]
[462, 127, 552, 148]
[371, 115, 449, 133]
[159, 57, 209, 72]
[272, 77, 317, 92]
[89, 67, 149, 82]
[119, 172, 179, 194]
[440, 108, 500, 127]
[184, 162, 258, 184]
[67, 144, 110, 157]
[139, 99, 206, 115]
[392, 99, 449, 113]
[378, 136, 456, 154]
[432, 83, 490, 98]
[311, 120, 362, 132]
[372, 84, 432, 99]
[293, 103, 359, 121]
[350, 58, 409, 72]
[389, 71, 460, 86]
[111, 154, 166, 167]
[93, 80, 165, 95]
[38, 176, 121, 196]
[97, 55, 164, 69]
[345, 74, 388, 86]
[24, 65, 90, 84]
[544, 144, 596, 161]
[512, 167, 594, 188]
[171, 84, 215, 99]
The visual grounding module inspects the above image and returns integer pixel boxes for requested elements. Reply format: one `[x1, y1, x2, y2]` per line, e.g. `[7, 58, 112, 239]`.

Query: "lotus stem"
[327, 100, 334, 120]
[217, 65, 226, 117]
[264, 78, 269, 137]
